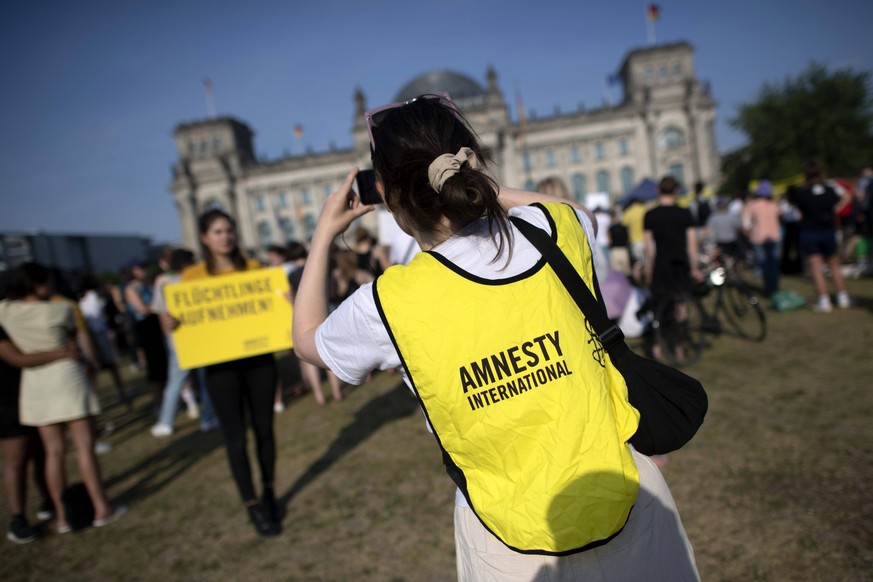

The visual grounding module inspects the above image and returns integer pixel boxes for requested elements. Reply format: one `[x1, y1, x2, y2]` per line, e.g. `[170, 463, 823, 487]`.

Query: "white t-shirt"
[79, 290, 107, 333]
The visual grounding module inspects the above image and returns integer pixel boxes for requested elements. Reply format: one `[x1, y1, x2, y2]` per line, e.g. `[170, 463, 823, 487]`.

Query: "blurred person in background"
[644, 176, 703, 305]
[688, 181, 712, 228]
[0, 315, 73, 543]
[286, 242, 345, 405]
[150, 248, 216, 436]
[742, 181, 782, 297]
[790, 160, 851, 311]
[607, 207, 632, 276]
[79, 275, 130, 408]
[621, 197, 647, 281]
[0, 263, 126, 534]
[780, 185, 804, 274]
[265, 244, 295, 411]
[123, 260, 168, 414]
[354, 226, 390, 277]
[705, 197, 742, 261]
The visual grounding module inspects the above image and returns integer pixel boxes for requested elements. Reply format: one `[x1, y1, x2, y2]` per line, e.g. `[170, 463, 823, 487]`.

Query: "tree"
[723, 63, 873, 190]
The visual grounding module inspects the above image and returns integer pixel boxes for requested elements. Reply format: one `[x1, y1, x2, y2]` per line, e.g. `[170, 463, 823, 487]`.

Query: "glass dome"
[394, 70, 486, 102]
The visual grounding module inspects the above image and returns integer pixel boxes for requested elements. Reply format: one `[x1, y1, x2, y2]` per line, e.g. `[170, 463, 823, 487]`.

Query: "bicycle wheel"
[722, 282, 766, 341]
[653, 292, 706, 367]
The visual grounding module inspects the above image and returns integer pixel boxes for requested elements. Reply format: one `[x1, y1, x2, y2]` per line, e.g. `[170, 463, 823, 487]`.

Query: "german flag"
[647, 3, 660, 21]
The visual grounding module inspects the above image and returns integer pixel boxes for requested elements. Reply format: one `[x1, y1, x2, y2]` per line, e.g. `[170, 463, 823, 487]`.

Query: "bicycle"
[651, 256, 766, 367]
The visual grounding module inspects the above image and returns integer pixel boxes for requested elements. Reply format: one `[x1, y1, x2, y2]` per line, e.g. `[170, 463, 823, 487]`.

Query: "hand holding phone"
[355, 169, 382, 205]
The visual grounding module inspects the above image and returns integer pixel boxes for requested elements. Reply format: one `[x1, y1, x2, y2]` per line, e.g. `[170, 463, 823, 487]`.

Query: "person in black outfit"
[353, 227, 389, 277]
[180, 210, 281, 537]
[644, 176, 702, 304]
[607, 209, 632, 276]
[689, 181, 712, 228]
[643, 176, 703, 370]
[790, 160, 851, 311]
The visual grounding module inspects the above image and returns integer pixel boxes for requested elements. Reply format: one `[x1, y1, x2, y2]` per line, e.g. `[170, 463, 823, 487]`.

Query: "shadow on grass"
[850, 293, 873, 315]
[104, 427, 224, 506]
[279, 380, 419, 509]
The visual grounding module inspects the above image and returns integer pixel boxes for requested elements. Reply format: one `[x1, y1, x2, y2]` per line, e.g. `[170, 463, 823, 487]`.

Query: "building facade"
[170, 41, 718, 254]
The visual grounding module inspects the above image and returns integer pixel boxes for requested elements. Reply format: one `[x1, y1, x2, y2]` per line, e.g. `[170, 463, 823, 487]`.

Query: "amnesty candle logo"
[166, 268, 292, 369]
[459, 330, 573, 412]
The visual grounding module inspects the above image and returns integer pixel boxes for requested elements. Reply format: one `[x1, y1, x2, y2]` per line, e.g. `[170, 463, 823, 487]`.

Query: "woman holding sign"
[293, 96, 698, 579]
[181, 210, 281, 538]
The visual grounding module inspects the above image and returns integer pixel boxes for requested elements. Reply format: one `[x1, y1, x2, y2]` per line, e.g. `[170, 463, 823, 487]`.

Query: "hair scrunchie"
[427, 147, 480, 193]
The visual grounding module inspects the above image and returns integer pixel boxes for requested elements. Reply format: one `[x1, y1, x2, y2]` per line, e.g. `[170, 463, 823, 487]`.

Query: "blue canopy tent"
[619, 178, 659, 207]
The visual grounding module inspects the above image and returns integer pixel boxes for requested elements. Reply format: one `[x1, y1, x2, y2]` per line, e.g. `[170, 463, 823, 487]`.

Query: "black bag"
[511, 209, 707, 456]
[62, 482, 95, 531]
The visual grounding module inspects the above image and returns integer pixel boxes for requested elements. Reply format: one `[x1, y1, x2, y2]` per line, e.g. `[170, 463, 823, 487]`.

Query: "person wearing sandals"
[293, 95, 698, 580]
[0, 263, 126, 535]
[180, 210, 281, 537]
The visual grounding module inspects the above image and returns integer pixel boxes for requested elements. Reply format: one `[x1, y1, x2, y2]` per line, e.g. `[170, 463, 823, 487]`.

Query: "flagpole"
[514, 82, 530, 184]
[203, 78, 216, 118]
[645, 3, 658, 46]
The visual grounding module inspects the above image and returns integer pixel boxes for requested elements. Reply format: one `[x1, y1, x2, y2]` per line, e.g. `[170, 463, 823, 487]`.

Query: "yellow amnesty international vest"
[373, 203, 640, 555]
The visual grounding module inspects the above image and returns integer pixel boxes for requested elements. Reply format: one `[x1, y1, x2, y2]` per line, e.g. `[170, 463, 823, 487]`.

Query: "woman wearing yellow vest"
[293, 95, 698, 580]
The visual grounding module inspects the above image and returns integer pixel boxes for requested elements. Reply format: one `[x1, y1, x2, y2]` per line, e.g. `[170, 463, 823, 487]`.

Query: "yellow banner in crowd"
[165, 268, 292, 369]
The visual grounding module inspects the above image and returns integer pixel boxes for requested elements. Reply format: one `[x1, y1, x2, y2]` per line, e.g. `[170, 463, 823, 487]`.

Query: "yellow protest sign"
[165, 267, 292, 369]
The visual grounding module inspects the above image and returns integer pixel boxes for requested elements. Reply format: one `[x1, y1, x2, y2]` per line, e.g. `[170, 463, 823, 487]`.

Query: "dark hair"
[81, 273, 100, 293]
[8, 262, 52, 299]
[805, 158, 824, 183]
[694, 181, 705, 195]
[286, 241, 308, 261]
[658, 176, 680, 195]
[159, 245, 175, 264]
[354, 227, 375, 245]
[267, 245, 289, 260]
[370, 97, 511, 261]
[169, 248, 196, 273]
[197, 209, 248, 274]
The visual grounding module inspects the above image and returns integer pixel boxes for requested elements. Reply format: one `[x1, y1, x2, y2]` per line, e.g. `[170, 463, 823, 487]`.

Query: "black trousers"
[205, 354, 277, 503]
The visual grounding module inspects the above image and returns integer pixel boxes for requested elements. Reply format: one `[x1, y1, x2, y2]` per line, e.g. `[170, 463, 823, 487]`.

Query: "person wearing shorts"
[791, 160, 851, 312]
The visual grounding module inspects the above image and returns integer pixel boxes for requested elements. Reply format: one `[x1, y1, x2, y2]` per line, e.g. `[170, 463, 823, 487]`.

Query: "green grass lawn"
[1, 275, 872, 581]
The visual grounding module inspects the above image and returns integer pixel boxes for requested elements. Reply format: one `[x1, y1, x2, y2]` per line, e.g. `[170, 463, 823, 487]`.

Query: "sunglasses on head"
[364, 92, 456, 152]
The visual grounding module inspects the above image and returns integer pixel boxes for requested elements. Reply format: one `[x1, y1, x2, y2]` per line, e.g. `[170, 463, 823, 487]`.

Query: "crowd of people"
[594, 159, 870, 326]
[0, 207, 417, 542]
[2, 90, 870, 581]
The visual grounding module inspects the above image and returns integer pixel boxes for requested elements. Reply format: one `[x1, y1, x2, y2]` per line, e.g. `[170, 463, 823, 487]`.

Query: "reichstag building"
[170, 41, 718, 254]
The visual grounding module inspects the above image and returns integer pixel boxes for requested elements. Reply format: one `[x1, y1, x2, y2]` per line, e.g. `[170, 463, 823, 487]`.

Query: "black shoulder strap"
[509, 208, 626, 352]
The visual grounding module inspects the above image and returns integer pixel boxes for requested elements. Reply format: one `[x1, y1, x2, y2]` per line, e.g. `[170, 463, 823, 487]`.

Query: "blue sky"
[1, 0, 871, 242]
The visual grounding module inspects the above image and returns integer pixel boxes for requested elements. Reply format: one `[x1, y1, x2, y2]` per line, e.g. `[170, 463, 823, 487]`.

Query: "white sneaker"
[150, 424, 173, 438]
[274, 401, 285, 413]
[837, 293, 851, 309]
[186, 404, 200, 419]
[813, 298, 833, 313]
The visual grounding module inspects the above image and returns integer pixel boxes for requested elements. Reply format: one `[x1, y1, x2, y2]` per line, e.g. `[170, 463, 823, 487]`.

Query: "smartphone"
[355, 169, 382, 205]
